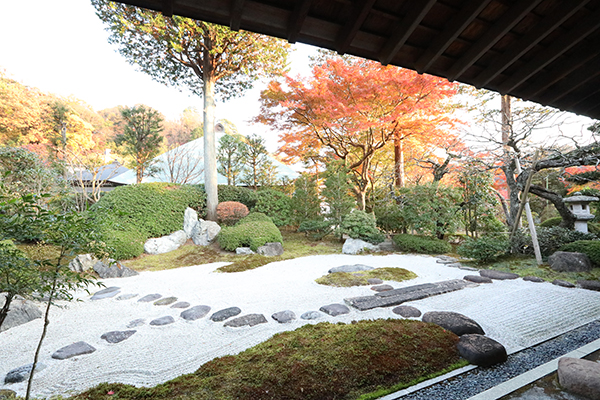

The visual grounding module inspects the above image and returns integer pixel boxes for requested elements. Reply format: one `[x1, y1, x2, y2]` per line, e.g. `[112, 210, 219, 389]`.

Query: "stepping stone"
[422, 311, 484, 336]
[523, 276, 545, 283]
[328, 264, 374, 274]
[457, 334, 507, 367]
[116, 293, 138, 300]
[224, 314, 268, 327]
[154, 296, 177, 306]
[52, 341, 96, 360]
[367, 278, 383, 285]
[345, 279, 471, 311]
[272, 310, 296, 323]
[447, 263, 462, 268]
[553, 279, 575, 288]
[4, 363, 46, 384]
[371, 284, 393, 292]
[464, 275, 492, 284]
[300, 311, 322, 320]
[210, 307, 242, 322]
[181, 305, 211, 321]
[479, 270, 519, 280]
[127, 318, 145, 328]
[459, 266, 478, 271]
[436, 257, 458, 264]
[320, 303, 350, 316]
[392, 305, 421, 318]
[101, 330, 136, 343]
[150, 316, 175, 326]
[90, 286, 121, 300]
[138, 294, 162, 302]
[577, 280, 600, 291]
[171, 301, 191, 309]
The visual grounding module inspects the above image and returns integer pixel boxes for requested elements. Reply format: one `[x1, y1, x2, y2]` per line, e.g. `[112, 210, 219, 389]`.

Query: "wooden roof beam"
[336, 0, 376, 54]
[498, 8, 600, 94]
[229, 0, 245, 31]
[446, 0, 542, 82]
[378, 0, 436, 66]
[415, 0, 491, 74]
[472, 1, 589, 88]
[536, 55, 600, 105]
[570, 90, 600, 116]
[554, 75, 600, 111]
[287, 0, 312, 43]
[162, 0, 174, 17]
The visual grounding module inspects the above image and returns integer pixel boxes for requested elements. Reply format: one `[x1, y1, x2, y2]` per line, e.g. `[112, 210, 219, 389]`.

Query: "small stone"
[138, 294, 162, 302]
[319, 303, 350, 316]
[101, 330, 136, 343]
[127, 318, 145, 328]
[181, 305, 211, 321]
[210, 307, 242, 322]
[150, 316, 175, 326]
[328, 264, 374, 274]
[90, 286, 121, 300]
[224, 314, 268, 327]
[459, 266, 479, 271]
[458, 334, 507, 367]
[371, 284, 393, 292]
[447, 263, 462, 268]
[367, 278, 383, 284]
[392, 305, 422, 318]
[4, 363, 45, 384]
[422, 311, 485, 336]
[479, 270, 519, 280]
[464, 275, 493, 284]
[235, 247, 254, 255]
[257, 242, 284, 256]
[523, 276, 545, 283]
[272, 310, 296, 323]
[558, 357, 600, 400]
[170, 301, 191, 309]
[300, 311, 322, 320]
[52, 341, 96, 360]
[436, 257, 458, 264]
[116, 293, 138, 301]
[553, 279, 575, 288]
[154, 296, 177, 306]
[577, 280, 600, 291]
[0, 389, 16, 399]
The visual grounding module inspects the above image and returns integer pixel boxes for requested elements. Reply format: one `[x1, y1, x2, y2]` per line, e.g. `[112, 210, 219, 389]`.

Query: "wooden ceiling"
[112, 0, 600, 120]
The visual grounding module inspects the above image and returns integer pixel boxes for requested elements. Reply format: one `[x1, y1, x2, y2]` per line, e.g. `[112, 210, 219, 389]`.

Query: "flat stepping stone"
[464, 275, 493, 284]
[127, 318, 145, 328]
[116, 293, 138, 300]
[52, 341, 96, 360]
[150, 316, 175, 326]
[138, 294, 162, 302]
[367, 278, 383, 285]
[180, 305, 211, 321]
[328, 264, 374, 274]
[319, 303, 350, 316]
[371, 284, 393, 292]
[300, 311, 322, 320]
[90, 286, 121, 300]
[154, 296, 177, 306]
[523, 276, 545, 283]
[447, 263, 462, 268]
[577, 280, 600, 291]
[210, 307, 242, 322]
[170, 301, 191, 309]
[422, 311, 485, 336]
[272, 310, 296, 323]
[459, 266, 478, 271]
[345, 279, 471, 311]
[224, 313, 268, 327]
[553, 279, 575, 288]
[479, 270, 519, 280]
[457, 334, 507, 367]
[392, 305, 421, 318]
[101, 330, 137, 343]
[436, 257, 458, 264]
[4, 363, 46, 384]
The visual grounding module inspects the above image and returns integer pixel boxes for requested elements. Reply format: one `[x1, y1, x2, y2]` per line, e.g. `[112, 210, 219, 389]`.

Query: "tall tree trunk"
[0, 292, 14, 330]
[203, 47, 218, 221]
[394, 136, 404, 187]
[529, 185, 577, 229]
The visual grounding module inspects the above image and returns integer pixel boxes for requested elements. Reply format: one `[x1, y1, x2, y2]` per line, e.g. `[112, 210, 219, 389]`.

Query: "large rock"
[464, 275, 493, 284]
[577, 280, 600, 291]
[191, 219, 221, 246]
[144, 230, 188, 255]
[93, 260, 138, 279]
[0, 294, 42, 332]
[180, 305, 211, 321]
[236, 247, 254, 255]
[150, 316, 175, 326]
[479, 269, 519, 280]
[392, 305, 421, 318]
[90, 286, 121, 300]
[422, 311, 485, 336]
[183, 207, 198, 237]
[101, 330, 136, 343]
[68, 254, 96, 272]
[329, 264, 374, 274]
[548, 251, 592, 272]
[257, 242, 284, 257]
[52, 341, 96, 360]
[558, 357, 600, 400]
[457, 334, 507, 367]
[342, 238, 378, 255]
[272, 310, 296, 323]
[210, 307, 242, 322]
[320, 303, 350, 316]
[224, 313, 268, 327]
[4, 363, 46, 384]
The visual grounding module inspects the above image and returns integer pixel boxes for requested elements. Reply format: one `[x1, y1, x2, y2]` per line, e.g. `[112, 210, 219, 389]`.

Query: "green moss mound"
[218, 214, 283, 252]
[76, 319, 462, 400]
[560, 240, 600, 267]
[316, 267, 417, 287]
[393, 234, 451, 254]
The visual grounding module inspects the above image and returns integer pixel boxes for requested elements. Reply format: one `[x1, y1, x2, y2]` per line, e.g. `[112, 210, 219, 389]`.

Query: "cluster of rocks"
[342, 238, 396, 255]
[0, 294, 42, 333]
[235, 242, 284, 257]
[69, 254, 138, 279]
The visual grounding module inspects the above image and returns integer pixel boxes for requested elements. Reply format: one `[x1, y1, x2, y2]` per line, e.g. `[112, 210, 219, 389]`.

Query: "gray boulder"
[68, 254, 96, 272]
[257, 242, 284, 256]
[272, 310, 296, 323]
[0, 294, 42, 332]
[181, 305, 211, 321]
[329, 264, 374, 274]
[392, 305, 421, 318]
[4, 363, 45, 384]
[93, 260, 138, 279]
[191, 219, 221, 246]
[464, 275, 493, 284]
[90, 286, 121, 301]
[371, 284, 393, 292]
[183, 207, 199, 237]
[138, 293, 162, 302]
[422, 311, 485, 336]
[367, 278, 383, 285]
[154, 296, 177, 306]
[300, 311, 322, 320]
[52, 341, 96, 360]
[150, 316, 175, 326]
[170, 301, 190, 309]
[548, 251, 592, 272]
[342, 238, 378, 255]
[144, 230, 188, 254]
[224, 313, 268, 327]
[319, 303, 350, 316]
[436, 256, 458, 264]
[479, 270, 519, 280]
[236, 247, 255, 255]
[558, 357, 600, 400]
[457, 334, 507, 367]
[523, 276, 545, 283]
[211, 307, 242, 322]
[577, 280, 600, 291]
[553, 279, 576, 288]
[101, 330, 136, 343]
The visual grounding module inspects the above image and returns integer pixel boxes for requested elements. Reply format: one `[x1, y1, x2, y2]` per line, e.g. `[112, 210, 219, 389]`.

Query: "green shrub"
[457, 235, 509, 263]
[515, 226, 596, 257]
[339, 210, 385, 244]
[374, 202, 406, 233]
[393, 234, 451, 254]
[238, 212, 274, 225]
[559, 240, 600, 267]
[539, 217, 562, 228]
[291, 173, 321, 226]
[253, 188, 293, 226]
[218, 218, 283, 252]
[298, 219, 333, 240]
[217, 185, 258, 209]
[104, 229, 146, 260]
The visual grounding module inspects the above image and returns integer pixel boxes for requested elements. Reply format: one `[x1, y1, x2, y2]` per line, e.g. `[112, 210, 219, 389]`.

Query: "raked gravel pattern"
[1, 254, 600, 398]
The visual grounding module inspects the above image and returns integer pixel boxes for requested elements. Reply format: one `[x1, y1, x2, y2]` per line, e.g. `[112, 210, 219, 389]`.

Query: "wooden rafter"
[571, 89, 600, 116]
[161, 0, 173, 17]
[537, 54, 600, 105]
[287, 0, 312, 43]
[556, 75, 600, 111]
[336, 0, 376, 54]
[229, 0, 245, 31]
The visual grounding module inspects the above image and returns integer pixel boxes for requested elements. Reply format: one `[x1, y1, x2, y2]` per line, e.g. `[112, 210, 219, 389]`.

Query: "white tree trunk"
[203, 67, 218, 221]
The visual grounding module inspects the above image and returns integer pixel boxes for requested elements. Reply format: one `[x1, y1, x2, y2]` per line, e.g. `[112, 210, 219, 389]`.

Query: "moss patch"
[316, 267, 417, 287]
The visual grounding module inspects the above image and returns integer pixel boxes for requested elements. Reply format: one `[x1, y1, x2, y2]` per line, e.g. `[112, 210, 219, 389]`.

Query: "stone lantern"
[563, 192, 598, 233]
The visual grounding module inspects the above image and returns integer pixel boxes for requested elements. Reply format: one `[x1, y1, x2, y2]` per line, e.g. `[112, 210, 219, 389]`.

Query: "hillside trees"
[92, 1, 289, 220]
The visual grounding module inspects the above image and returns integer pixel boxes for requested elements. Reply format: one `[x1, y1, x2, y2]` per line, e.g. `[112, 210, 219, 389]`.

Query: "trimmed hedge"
[253, 189, 293, 227]
[457, 235, 509, 263]
[539, 217, 562, 228]
[238, 212, 274, 225]
[393, 234, 451, 254]
[218, 215, 283, 252]
[103, 229, 146, 261]
[217, 185, 258, 209]
[559, 240, 600, 267]
[340, 210, 385, 244]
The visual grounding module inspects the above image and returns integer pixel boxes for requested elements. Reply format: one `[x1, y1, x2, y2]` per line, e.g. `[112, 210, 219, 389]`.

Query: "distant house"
[68, 160, 129, 193]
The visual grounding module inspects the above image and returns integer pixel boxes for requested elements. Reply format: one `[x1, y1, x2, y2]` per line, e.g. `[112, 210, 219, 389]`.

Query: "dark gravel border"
[395, 319, 600, 400]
